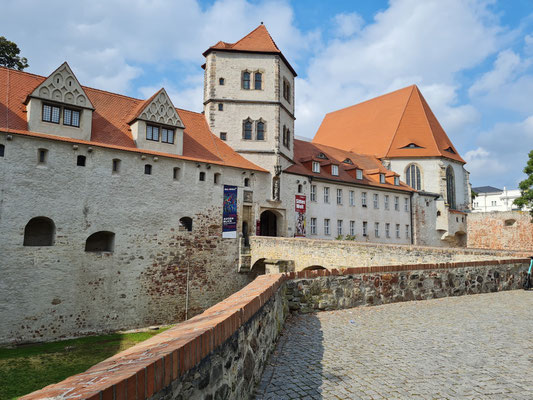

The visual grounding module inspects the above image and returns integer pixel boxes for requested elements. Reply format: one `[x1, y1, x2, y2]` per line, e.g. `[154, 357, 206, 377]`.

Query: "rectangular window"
[38, 148, 48, 164]
[243, 121, 252, 140]
[491, 200, 497, 206]
[42, 104, 60, 124]
[161, 128, 175, 144]
[336, 188, 342, 205]
[363, 221, 368, 236]
[406, 224, 410, 238]
[356, 169, 363, 179]
[218, 103, 223, 111]
[349, 220, 355, 236]
[146, 125, 159, 141]
[384, 195, 390, 210]
[324, 187, 330, 203]
[375, 222, 380, 238]
[337, 220, 343, 236]
[63, 108, 80, 127]
[385, 223, 390, 238]
[362, 192, 367, 207]
[220, 132, 227, 141]
[173, 167, 181, 181]
[349, 190, 355, 206]
[0, 144, 4, 157]
[394, 176, 400, 186]
[254, 72, 262, 90]
[394, 196, 399, 211]
[312, 161, 320, 173]
[331, 165, 339, 176]
[310, 218, 317, 235]
[256, 122, 265, 140]
[396, 224, 400, 238]
[310, 185, 317, 202]
[373, 193, 379, 209]
[404, 198, 409, 212]
[242, 72, 250, 90]
[199, 171, 206, 181]
[380, 174, 386, 183]
[324, 219, 330, 235]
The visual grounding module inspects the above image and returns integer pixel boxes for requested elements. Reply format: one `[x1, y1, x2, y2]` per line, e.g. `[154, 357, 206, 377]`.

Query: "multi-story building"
[0, 24, 471, 343]
[472, 186, 527, 212]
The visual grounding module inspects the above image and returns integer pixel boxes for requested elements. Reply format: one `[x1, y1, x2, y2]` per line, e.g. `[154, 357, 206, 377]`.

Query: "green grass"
[0, 327, 171, 400]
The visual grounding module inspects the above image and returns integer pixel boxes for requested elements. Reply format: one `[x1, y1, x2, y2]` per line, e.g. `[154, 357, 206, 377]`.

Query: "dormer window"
[146, 125, 160, 141]
[444, 146, 456, 154]
[331, 165, 339, 176]
[161, 128, 175, 144]
[380, 174, 385, 183]
[42, 104, 60, 124]
[394, 176, 400, 186]
[401, 143, 423, 149]
[342, 158, 353, 165]
[312, 161, 320, 173]
[63, 108, 80, 127]
[356, 169, 363, 179]
[317, 152, 328, 160]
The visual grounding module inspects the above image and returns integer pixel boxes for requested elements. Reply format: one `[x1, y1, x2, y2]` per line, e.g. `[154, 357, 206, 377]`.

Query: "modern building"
[472, 186, 527, 212]
[0, 24, 471, 344]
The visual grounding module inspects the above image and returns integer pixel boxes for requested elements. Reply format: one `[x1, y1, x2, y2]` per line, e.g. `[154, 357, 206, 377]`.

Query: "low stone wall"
[21, 274, 288, 400]
[286, 259, 530, 312]
[468, 211, 533, 251]
[251, 236, 529, 272]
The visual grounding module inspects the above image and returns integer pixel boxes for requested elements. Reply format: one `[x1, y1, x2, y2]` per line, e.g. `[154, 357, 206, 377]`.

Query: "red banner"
[295, 195, 306, 213]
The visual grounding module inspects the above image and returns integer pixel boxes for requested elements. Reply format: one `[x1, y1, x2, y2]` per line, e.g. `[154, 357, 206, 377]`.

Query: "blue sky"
[2, 0, 533, 188]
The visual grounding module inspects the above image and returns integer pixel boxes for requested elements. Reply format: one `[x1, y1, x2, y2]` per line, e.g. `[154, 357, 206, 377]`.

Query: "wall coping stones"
[20, 273, 288, 400]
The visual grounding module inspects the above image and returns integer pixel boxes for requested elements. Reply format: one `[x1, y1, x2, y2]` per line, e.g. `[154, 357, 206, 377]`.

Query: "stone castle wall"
[467, 211, 533, 251]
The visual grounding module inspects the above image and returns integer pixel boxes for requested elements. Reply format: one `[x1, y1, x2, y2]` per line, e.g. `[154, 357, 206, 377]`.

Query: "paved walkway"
[255, 291, 533, 400]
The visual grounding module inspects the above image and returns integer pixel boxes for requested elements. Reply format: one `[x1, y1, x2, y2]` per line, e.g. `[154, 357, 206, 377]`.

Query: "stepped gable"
[285, 139, 414, 192]
[312, 85, 464, 163]
[0, 66, 265, 171]
[203, 24, 297, 76]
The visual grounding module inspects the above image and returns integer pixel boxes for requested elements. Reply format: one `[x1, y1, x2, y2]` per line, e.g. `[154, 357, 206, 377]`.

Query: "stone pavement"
[255, 290, 533, 400]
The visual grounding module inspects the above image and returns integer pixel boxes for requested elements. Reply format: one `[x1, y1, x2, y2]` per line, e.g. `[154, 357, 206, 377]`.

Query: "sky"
[2, 0, 533, 188]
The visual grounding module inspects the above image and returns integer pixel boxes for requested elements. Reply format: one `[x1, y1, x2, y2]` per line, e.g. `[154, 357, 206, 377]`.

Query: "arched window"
[85, 231, 115, 252]
[405, 164, 422, 190]
[256, 121, 265, 140]
[244, 177, 250, 187]
[243, 119, 253, 140]
[144, 164, 152, 175]
[254, 72, 262, 90]
[179, 217, 193, 232]
[23, 217, 55, 246]
[0, 144, 5, 157]
[282, 126, 287, 147]
[298, 184, 303, 193]
[77, 155, 86, 166]
[446, 165, 456, 209]
[242, 71, 251, 90]
[286, 129, 291, 150]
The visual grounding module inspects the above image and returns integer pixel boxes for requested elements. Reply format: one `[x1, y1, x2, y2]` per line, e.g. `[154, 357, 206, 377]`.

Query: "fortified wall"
[22, 258, 530, 400]
[250, 236, 528, 273]
[467, 211, 533, 251]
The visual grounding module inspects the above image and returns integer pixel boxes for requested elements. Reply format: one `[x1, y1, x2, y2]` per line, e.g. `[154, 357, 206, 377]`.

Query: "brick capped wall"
[467, 211, 533, 251]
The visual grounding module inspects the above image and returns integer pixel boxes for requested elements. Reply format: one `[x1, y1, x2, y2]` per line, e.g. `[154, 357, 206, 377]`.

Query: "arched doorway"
[260, 210, 278, 237]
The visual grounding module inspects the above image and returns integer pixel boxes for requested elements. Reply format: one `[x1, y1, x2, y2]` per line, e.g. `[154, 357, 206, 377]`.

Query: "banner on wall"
[295, 195, 306, 237]
[222, 185, 238, 238]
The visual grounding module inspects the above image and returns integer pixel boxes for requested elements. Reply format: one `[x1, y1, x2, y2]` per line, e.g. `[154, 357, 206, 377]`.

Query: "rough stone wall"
[0, 133, 272, 345]
[467, 211, 533, 251]
[286, 260, 528, 312]
[250, 236, 527, 272]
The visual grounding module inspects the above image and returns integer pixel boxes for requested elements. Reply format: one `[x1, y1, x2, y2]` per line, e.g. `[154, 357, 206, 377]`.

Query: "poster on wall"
[295, 194, 306, 237]
[222, 185, 238, 238]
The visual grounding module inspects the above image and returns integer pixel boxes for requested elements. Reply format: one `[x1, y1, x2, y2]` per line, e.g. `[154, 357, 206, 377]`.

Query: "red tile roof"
[203, 24, 297, 76]
[312, 85, 465, 163]
[0, 67, 266, 172]
[286, 139, 414, 192]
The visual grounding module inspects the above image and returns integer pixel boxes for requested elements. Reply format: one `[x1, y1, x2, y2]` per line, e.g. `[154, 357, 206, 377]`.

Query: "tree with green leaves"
[0, 36, 29, 70]
[514, 150, 533, 216]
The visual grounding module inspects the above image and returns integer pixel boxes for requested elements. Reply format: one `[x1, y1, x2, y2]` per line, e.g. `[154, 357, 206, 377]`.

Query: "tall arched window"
[242, 71, 251, 90]
[254, 72, 262, 90]
[243, 119, 253, 140]
[446, 165, 456, 209]
[256, 121, 265, 140]
[405, 164, 422, 190]
[286, 129, 291, 150]
[23, 217, 55, 246]
[85, 231, 115, 252]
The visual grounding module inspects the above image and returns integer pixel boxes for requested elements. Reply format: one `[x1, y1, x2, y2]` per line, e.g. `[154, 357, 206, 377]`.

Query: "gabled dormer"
[129, 89, 185, 156]
[26, 62, 94, 141]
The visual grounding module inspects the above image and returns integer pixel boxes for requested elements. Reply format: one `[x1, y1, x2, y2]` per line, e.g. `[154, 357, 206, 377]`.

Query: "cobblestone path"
[255, 290, 533, 400]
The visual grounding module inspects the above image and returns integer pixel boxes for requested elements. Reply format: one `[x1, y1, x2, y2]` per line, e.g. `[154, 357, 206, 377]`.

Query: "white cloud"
[333, 13, 364, 37]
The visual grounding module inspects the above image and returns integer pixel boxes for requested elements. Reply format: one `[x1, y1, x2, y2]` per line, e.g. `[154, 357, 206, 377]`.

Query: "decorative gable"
[29, 62, 93, 109]
[134, 89, 184, 128]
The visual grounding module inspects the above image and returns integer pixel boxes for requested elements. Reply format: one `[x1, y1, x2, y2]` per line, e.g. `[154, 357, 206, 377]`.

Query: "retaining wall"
[21, 274, 288, 400]
[286, 259, 530, 312]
